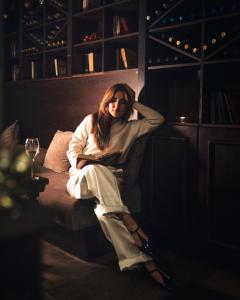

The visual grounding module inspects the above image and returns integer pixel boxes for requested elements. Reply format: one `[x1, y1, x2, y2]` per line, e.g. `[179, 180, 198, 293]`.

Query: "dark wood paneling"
[199, 127, 240, 249]
[4, 70, 138, 147]
[141, 124, 198, 237]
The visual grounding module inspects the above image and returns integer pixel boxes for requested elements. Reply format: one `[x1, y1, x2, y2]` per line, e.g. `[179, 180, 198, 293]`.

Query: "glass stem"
[31, 158, 34, 178]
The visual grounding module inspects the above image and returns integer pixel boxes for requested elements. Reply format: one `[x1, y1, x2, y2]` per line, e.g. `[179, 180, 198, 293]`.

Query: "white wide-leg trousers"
[67, 164, 151, 270]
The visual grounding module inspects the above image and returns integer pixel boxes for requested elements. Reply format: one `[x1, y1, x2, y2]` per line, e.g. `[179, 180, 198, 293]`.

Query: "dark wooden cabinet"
[199, 126, 240, 248]
[141, 124, 198, 239]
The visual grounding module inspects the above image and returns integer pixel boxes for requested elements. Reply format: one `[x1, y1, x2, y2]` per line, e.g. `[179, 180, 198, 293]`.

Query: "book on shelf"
[77, 150, 122, 168]
[225, 92, 240, 124]
[209, 92, 229, 124]
[84, 52, 100, 73]
[11, 64, 20, 81]
[9, 39, 17, 57]
[82, 0, 89, 11]
[209, 91, 240, 124]
[31, 60, 37, 80]
[115, 48, 123, 69]
[113, 15, 129, 36]
[54, 58, 67, 77]
[82, 0, 101, 11]
[118, 48, 137, 69]
[120, 16, 129, 33]
[88, 52, 94, 72]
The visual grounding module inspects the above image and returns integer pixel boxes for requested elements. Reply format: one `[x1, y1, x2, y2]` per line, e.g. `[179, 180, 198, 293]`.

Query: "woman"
[67, 83, 173, 290]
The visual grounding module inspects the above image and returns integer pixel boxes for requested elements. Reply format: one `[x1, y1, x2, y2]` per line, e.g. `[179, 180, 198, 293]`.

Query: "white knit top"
[67, 102, 164, 172]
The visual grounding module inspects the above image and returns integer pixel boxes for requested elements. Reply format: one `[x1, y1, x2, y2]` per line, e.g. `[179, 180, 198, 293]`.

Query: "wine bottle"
[160, 32, 166, 40]
[218, 6, 224, 14]
[164, 56, 169, 63]
[178, 15, 184, 22]
[161, 18, 167, 25]
[155, 10, 162, 16]
[162, 2, 169, 10]
[202, 45, 207, 51]
[192, 47, 198, 54]
[211, 38, 217, 45]
[210, 7, 217, 15]
[173, 55, 179, 63]
[156, 57, 161, 64]
[220, 31, 226, 38]
[188, 12, 196, 21]
[176, 40, 181, 46]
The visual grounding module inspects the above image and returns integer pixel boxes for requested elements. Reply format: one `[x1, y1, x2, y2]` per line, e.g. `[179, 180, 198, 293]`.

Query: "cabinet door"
[199, 127, 240, 249]
[140, 124, 198, 238]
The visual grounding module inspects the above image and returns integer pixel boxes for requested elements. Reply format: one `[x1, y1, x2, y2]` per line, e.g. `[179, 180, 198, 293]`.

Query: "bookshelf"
[146, 0, 240, 126]
[141, 0, 240, 250]
[3, 0, 139, 80]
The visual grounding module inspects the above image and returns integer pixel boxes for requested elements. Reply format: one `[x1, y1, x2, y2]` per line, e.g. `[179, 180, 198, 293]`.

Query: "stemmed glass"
[25, 138, 40, 179]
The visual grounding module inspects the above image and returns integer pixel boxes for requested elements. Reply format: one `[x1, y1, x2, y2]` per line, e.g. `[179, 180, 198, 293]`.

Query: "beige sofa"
[0, 121, 148, 258]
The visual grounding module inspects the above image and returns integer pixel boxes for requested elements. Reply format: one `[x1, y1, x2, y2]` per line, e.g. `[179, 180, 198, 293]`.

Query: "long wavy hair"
[91, 83, 134, 150]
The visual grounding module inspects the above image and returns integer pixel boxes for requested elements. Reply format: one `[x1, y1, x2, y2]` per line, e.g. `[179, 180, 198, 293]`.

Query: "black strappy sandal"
[129, 225, 154, 257]
[148, 268, 175, 291]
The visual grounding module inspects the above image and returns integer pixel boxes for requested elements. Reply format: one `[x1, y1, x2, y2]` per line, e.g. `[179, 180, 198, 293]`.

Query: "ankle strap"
[129, 225, 140, 234]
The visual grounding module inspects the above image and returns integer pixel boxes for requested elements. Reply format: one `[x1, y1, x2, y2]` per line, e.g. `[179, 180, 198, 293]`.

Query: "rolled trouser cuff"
[119, 253, 152, 271]
[94, 203, 130, 216]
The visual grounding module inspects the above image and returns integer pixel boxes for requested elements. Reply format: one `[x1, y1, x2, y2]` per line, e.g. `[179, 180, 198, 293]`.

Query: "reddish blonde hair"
[91, 83, 134, 150]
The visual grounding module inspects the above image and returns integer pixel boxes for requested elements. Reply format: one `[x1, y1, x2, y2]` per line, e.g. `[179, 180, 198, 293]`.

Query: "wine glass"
[25, 138, 40, 178]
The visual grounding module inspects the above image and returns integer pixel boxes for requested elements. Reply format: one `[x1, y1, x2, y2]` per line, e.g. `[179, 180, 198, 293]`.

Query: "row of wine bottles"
[207, 2, 240, 16]
[148, 46, 239, 66]
[147, 1, 240, 25]
[49, 0, 66, 9]
[146, 12, 199, 25]
[22, 11, 65, 27]
[153, 29, 232, 55]
[148, 54, 187, 65]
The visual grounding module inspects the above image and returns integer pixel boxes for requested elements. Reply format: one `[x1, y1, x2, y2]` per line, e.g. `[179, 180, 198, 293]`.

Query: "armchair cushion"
[43, 130, 73, 173]
[0, 120, 20, 149]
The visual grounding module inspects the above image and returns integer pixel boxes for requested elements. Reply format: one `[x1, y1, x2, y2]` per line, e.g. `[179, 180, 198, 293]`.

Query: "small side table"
[28, 176, 49, 199]
[0, 176, 52, 300]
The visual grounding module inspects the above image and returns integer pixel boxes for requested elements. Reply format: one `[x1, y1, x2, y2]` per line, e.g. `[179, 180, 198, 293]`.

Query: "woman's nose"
[115, 100, 120, 109]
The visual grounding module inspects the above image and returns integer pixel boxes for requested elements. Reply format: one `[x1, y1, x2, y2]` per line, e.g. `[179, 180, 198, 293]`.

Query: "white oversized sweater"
[67, 102, 164, 172]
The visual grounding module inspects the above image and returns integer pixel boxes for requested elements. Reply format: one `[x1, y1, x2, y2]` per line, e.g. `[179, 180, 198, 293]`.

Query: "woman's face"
[108, 90, 128, 120]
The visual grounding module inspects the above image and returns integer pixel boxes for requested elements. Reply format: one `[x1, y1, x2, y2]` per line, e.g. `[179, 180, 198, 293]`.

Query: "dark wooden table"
[0, 176, 52, 300]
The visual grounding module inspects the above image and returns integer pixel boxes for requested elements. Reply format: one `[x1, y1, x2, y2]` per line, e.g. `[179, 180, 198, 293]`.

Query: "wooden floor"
[41, 241, 240, 300]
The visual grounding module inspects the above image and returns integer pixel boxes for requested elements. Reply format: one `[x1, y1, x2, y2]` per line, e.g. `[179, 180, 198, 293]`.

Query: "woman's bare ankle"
[144, 260, 164, 284]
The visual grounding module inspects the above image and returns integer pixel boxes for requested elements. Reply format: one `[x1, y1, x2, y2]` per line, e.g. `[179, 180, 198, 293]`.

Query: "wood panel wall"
[4, 70, 138, 147]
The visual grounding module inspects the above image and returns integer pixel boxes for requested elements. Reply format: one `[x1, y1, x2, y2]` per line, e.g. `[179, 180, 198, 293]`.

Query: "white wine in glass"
[25, 138, 40, 178]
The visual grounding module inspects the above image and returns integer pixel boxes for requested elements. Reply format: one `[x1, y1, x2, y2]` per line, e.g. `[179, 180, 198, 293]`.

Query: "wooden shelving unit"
[3, 0, 139, 80]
